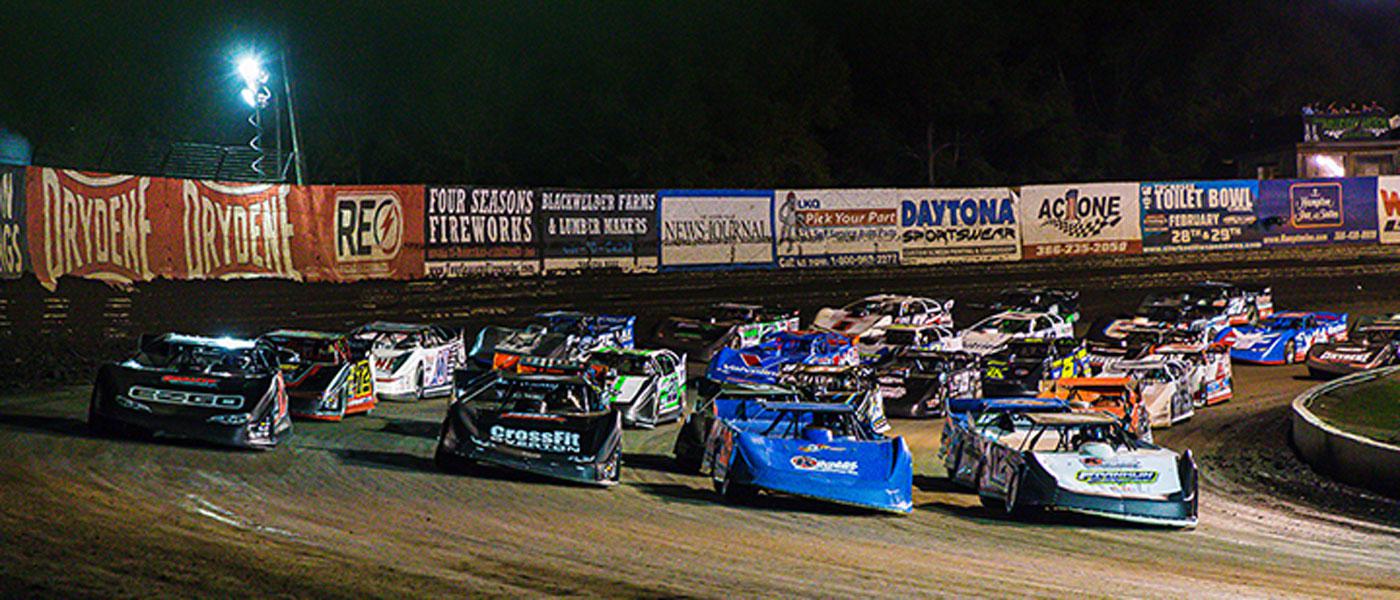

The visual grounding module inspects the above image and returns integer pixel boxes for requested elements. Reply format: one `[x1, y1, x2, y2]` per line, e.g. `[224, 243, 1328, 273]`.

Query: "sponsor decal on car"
[489, 425, 581, 453]
[797, 444, 845, 453]
[789, 455, 859, 474]
[1075, 469, 1159, 485]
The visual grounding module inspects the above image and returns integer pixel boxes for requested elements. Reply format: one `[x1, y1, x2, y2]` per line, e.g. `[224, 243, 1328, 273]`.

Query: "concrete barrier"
[1291, 366, 1400, 498]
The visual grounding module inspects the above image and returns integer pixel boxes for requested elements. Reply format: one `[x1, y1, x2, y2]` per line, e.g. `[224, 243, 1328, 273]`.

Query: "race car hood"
[961, 330, 1011, 355]
[104, 364, 279, 417]
[813, 309, 889, 337]
[1033, 447, 1182, 500]
[733, 431, 913, 513]
[1226, 327, 1288, 354]
[604, 375, 652, 407]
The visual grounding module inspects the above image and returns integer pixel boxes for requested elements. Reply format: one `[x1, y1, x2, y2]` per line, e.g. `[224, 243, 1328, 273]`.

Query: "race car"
[1138, 281, 1272, 327]
[1226, 311, 1347, 365]
[985, 288, 1080, 324]
[854, 323, 961, 364]
[466, 312, 635, 374]
[942, 395, 1072, 489]
[1084, 319, 1233, 406]
[700, 400, 913, 513]
[1306, 316, 1400, 378]
[673, 384, 802, 473]
[435, 373, 622, 486]
[589, 347, 687, 428]
[653, 303, 799, 363]
[874, 349, 981, 418]
[1153, 340, 1234, 407]
[813, 294, 954, 340]
[955, 411, 1197, 527]
[1099, 356, 1195, 427]
[88, 333, 292, 449]
[960, 311, 1075, 356]
[980, 337, 1088, 397]
[704, 330, 858, 391]
[260, 329, 376, 421]
[351, 322, 463, 401]
[1043, 377, 1151, 442]
[776, 363, 889, 434]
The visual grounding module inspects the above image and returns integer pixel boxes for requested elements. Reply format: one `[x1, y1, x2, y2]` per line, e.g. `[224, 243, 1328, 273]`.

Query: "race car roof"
[157, 333, 259, 349]
[359, 321, 432, 333]
[262, 329, 343, 340]
[760, 401, 856, 413]
[1028, 412, 1119, 425]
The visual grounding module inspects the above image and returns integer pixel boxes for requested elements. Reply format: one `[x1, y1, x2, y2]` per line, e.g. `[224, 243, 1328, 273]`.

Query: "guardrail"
[1290, 366, 1400, 498]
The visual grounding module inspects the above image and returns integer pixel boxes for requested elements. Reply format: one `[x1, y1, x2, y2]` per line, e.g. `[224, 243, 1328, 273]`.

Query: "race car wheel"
[414, 365, 426, 401]
[716, 473, 756, 504]
[1284, 340, 1296, 365]
[87, 389, 120, 438]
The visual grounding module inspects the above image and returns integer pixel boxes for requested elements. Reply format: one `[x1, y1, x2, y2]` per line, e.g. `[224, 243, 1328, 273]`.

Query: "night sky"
[3, 1, 1398, 187]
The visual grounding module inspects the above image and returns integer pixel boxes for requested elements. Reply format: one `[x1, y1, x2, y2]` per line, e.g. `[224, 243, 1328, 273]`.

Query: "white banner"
[659, 191, 774, 269]
[1018, 182, 1143, 258]
[775, 189, 900, 269]
[896, 187, 1021, 264]
[1378, 176, 1400, 245]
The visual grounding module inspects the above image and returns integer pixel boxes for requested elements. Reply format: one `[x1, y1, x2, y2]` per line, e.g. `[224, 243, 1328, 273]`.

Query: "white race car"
[350, 322, 463, 401]
[960, 311, 1074, 356]
[1100, 355, 1196, 427]
[855, 323, 961, 363]
[814, 294, 954, 343]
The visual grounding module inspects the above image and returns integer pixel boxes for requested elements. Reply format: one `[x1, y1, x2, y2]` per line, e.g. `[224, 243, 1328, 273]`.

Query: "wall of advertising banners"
[1140, 180, 1261, 252]
[1254, 177, 1377, 247]
[1019, 182, 1142, 258]
[539, 189, 658, 273]
[658, 190, 775, 270]
[775, 189, 900, 268]
[896, 187, 1021, 264]
[424, 186, 539, 278]
[0, 166, 24, 279]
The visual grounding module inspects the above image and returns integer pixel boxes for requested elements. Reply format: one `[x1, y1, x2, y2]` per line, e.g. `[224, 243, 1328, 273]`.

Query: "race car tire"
[603, 449, 622, 484]
[414, 365, 426, 401]
[716, 473, 757, 504]
[86, 389, 121, 438]
[1284, 340, 1296, 365]
[1004, 471, 1033, 518]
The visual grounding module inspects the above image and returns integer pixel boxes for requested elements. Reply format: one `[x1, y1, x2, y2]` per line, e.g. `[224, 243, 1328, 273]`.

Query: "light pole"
[235, 48, 305, 185]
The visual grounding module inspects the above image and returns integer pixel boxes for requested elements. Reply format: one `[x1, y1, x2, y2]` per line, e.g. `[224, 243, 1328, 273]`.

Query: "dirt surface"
[3, 250, 1400, 598]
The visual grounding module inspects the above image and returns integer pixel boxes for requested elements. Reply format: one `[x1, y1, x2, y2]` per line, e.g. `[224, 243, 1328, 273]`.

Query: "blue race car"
[703, 330, 858, 391]
[529, 311, 635, 350]
[1226, 311, 1347, 365]
[699, 399, 913, 513]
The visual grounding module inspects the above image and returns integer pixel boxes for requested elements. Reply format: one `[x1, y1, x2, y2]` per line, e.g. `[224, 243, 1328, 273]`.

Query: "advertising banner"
[1254, 178, 1377, 247]
[775, 189, 900, 268]
[176, 178, 308, 281]
[425, 186, 539, 278]
[28, 168, 164, 290]
[305, 185, 425, 281]
[1019, 182, 1142, 258]
[0, 166, 23, 278]
[658, 190, 774, 269]
[896, 187, 1020, 264]
[1379, 176, 1400, 245]
[539, 189, 658, 273]
[1140, 180, 1260, 252]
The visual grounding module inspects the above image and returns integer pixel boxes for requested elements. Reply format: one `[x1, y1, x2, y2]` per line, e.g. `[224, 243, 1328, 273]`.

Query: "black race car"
[653, 303, 800, 363]
[88, 333, 292, 449]
[981, 337, 1087, 397]
[1137, 281, 1271, 327]
[435, 373, 622, 486]
[1306, 316, 1400, 378]
[875, 349, 981, 418]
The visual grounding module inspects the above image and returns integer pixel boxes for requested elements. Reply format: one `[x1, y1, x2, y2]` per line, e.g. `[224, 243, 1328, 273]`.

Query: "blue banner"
[1256, 178, 1378, 246]
[1140, 180, 1260, 252]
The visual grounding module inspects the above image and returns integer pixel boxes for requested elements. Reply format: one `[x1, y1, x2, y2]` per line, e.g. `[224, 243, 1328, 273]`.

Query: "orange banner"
[25, 168, 424, 289]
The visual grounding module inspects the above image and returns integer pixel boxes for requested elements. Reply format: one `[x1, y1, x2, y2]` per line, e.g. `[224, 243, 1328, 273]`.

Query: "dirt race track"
[2, 249, 1400, 598]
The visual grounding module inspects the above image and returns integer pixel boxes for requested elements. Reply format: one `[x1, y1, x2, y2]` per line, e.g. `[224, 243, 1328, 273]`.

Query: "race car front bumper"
[436, 415, 617, 486]
[1016, 453, 1198, 528]
[98, 397, 291, 450]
